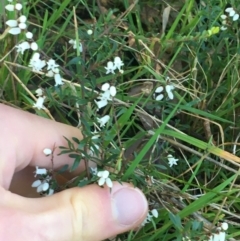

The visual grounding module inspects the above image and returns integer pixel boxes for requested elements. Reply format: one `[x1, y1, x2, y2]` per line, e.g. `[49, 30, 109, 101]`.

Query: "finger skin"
[0, 103, 83, 189]
[0, 104, 149, 240]
[0, 183, 148, 241]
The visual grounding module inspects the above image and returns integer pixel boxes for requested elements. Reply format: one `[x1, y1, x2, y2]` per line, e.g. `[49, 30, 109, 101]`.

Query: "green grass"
[1, 0, 240, 240]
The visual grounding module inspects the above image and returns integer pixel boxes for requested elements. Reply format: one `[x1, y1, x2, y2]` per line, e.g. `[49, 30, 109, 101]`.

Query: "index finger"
[0, 103, 83, 189]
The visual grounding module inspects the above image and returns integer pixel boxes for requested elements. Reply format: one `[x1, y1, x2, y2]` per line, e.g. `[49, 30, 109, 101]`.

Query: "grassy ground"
[1, 0, 240, 240]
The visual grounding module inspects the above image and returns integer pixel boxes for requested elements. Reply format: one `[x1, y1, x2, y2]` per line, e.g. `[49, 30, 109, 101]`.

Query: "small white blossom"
[105, 61, 115, 74]
[16, 41, 30, 54]
[151, 209, 158, 218]
[16, 41, 38, 54]
[141, 209, 158, 226]
[113, 56, 124, 71]
[154, 86, 164, 101]
[33, 96, 46, 110]
[6, 20, 18, 27]
[87, 29, 93, 35]
[15, 3, 23, 11]
[97, 115, 110, 127]
[69, 39, 83, 52]
[35, 88, 43, 96]
[5, 4, 14, 11]
[97, 170, 113, 188]
[165, 84, 175, 99]
[32, 179, 50, 193]
[95, 99, 108, 109]
[233, 13, 239, 21]
[43, 148, 52, 156]
[95, 83, 117, 109]
[47, 59, 59, 71]
[29, 52, 46, 72]
[220, 14, 227, 20]
[30, 42, 38, 51]
[34, 166, 47, 176]
[221, 222, 228, 231]
[220, 26, 228, 31]
[26, 31, 33, 39]
[47, 188, 54, 196]
[54, 73, 63, 86]
[167, 154, 178, 167]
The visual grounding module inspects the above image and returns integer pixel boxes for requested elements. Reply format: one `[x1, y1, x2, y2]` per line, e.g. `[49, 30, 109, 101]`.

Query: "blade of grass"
[122, 96, 184, 181]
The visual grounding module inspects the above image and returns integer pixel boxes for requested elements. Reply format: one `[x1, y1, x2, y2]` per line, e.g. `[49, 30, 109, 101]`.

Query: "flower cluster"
[220, 7, 239, 31]
[105, 56, 124, 74]
[154, 84, 175, 101]
[69, 39, 83, 52]
[95, 83, 117, 110]
[91, 168, 113, 188]
[208, 222, 228, 241]
[167, 154, 179, 167]
[5, 0, 63, 89]
[33, 88, 46, 110]
[141, 209, 158, 226]
[32, 166, 54, 195]
[31, 148, 54, 195]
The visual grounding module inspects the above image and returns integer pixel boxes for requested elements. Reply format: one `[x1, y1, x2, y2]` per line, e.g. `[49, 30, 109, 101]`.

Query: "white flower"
[101, 83, 117, 97]
[141, 209, 158, 226]
[34, 166, 47, 176]
[19, 15, 27, 24]
[30, 42, 38, 51]
[7, 15, 27, 35]
[5, 4, 14, 11]
[47, 188, 54, 196]
[95, 83, 116, 110]
[35, 88, 43, 96]
[221, 26, 228, 31]
[46, 68, 63, 86]
[151, 209, 158, 218]
[29, 52, 46, 71]
[233, 13, 239, 21]
[6, 20, 18, 27]
[15, 3, 23, 11]
[155, 86, 164, 101]
[33, 96, 46, 110]
[32, 179, 50, 193]
[167, 154, 178, 167]
[54, 72, 63, 86]
[26, 31, 33, 39]
[87, 29, 93, 35]
[5, 3, 22, 11]
[113, 56, 124, 71]
[165, 84, 174, 99]
[225, 7, 239, 22]
[97, 115, 110, 127]
[105, 61, 115, 74]
[95, 99, 108, 109]
[97, 170, 113, 188]
[220, 14, 227, 19]
[69, 39, 83, 52]
[221, 222, 228, 231]
[43, 148, 52, 156]
[16, 41, 30, 54]
[47, 59, 59, 71]
[15, 41, 38, 54]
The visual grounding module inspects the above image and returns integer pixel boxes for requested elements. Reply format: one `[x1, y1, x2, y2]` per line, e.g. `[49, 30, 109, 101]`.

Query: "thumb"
[1, 182, 148, 241]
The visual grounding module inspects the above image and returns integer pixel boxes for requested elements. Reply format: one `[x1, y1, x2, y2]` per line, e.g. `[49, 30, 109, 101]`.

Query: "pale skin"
[0, 104, 148, 241]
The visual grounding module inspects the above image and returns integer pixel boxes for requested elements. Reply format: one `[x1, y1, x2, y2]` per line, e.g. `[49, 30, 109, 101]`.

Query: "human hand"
[0, 104, 148, 241]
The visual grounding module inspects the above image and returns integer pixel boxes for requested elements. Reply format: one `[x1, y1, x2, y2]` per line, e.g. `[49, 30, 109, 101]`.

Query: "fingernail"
[111, 187, 148, 226]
